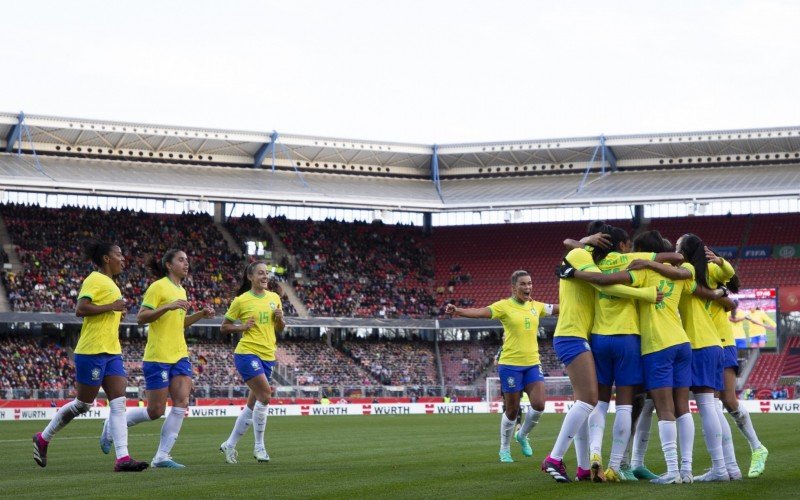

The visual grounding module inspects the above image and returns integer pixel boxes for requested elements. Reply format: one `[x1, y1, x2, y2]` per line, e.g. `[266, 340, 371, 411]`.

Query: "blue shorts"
[642, 342, 692, 391]
[142, 357, 192, 390]
[234, 354, 275, 383]
[735, 338, 748, 349]
[590, 334, 643, 387]
[74, 354, 126, 386]
[750, 335, 766, 346]
[723, 345, 739, 374]
[553, 336, 592, 367]
[691, 346, 724, 391]
[497, 364, 544, 393]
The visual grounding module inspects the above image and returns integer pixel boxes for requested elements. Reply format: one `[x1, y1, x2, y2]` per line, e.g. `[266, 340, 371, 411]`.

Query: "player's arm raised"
[445, 303, 492, 319]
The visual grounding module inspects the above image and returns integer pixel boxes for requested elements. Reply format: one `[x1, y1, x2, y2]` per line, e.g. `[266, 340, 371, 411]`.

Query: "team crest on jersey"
[91, 368, 101, 381]
[161, 370, 169, 382]
[251, 360, 260, 370]
[507, 376, 515, 388]
[530, 308, 538, 316]
[269, 302, 277, 311]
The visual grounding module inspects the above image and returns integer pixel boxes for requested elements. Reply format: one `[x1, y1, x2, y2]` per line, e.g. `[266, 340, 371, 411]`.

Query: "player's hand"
[705, 246, 722, 265]
[444, 303, 457, 316]
[109, 299, 127, 313]
[273, 308, 284, 321]
[242, 317, 256, 331]
[168, 300, 190, 311]
[201, 306, 215, 318]
[626, 259, 650, 271]
[582, 232, 612, 249]
[555, 264, 575, 279]
[655, 291, 664, 303]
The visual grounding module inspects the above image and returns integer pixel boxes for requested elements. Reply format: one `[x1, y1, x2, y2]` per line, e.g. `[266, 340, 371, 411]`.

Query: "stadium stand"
[0, 337, 74, 393]
[276, 339, 373, 387]
[342, 340, 438, 385]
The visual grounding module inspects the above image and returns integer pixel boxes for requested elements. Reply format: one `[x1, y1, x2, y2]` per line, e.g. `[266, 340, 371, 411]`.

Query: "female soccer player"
[100, 249, 215, 468]
[730, 301, 748, 349]
[542, 227, 662, 483]
[747, 306, 776, 348]
[446, 270, 558, 464]
[676, 234, 730, 482]
[219, 261, 285, 464]
[33, 240, 148, 472]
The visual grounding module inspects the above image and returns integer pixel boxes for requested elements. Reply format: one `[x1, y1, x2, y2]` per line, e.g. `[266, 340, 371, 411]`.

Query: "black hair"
[586, 220, 606, 236]
[236, 260, 268, 297]
[592, 226, 630, 264]
[678, 233, 709, 290]
[82, 239, 116, 267]
[148, 249, 183, 278]
[510, 270, 530, 286]
[633, 230, 668, 253]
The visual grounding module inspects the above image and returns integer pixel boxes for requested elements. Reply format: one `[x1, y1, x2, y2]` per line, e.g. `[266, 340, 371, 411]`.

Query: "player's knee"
[147, 404, 166, 419]
[531, 403, 544, 412]
[172, 396, 190, 408]
[75, 400, 91, 414]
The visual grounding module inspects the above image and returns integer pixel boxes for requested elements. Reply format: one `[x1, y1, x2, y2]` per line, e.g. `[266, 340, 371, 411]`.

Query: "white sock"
[575, 419, 591, 470]
[225, 406, 253, 448]
[520, 409, 542, 437]
[126, 407, 154, 427]
[657, 419, 678, 473]
[608, 405, 632, 469]
[154, 407, 186, 462]
[41, 398, 91, 442]
[253, 401, 269, 451]
[676, 413, 695, 473]
[716, 400, 738, 471]
[550, 400, 593, 461]
[588, 400, 609, 457]
[696, 393, 725, 473]
[729, 405, 763, 451]
[500, 413, 515, 452]
[108, 396, 130, 459]
[631, 399, 655, 468]
[622, 433, 633, 466]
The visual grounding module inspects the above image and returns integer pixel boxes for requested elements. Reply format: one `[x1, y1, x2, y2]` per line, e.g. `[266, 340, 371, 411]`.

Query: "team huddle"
[32, 240, 283, 471]
[447, 221, 769, 485]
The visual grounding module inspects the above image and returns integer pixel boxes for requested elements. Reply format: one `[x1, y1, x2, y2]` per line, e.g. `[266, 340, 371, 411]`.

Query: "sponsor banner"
[712, 246, 738, 259]
[774, 245, 800, 259]
[2, 401, 799, 421]
[779, 286, 800, 312]
[741, 245, 772, 259]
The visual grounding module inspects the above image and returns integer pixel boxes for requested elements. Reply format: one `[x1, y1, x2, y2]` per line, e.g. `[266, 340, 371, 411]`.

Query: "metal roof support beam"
[253, 131, 279, 169]
[431, 144, 443, 202]
[5, 112, 24, 153]
[600, 134, 618, 172]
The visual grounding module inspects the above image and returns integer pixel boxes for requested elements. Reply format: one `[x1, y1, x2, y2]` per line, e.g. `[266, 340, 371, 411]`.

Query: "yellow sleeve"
[709, 260, 735, 285]
[761, 312, 777, 327]
[224, 295, 242, 322]
[488, 300, 506, 320]
[566, 248, 599, 271]
[140, 281, 161, 310]
[591, 282, 657, 303]
[78, 275, 97, 301]
[681, 263, 698, 292]
[628, 269, 647, 287]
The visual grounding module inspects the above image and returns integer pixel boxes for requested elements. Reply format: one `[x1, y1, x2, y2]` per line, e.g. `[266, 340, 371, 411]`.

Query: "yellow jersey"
[491, 298, 550, 366]
[630, 268, 691, 355]
[747, 309, 776, 337]
[141, 277, 188, 363]
[225, 290, 283, 361]
[705, 260, 736, 346]
[555, 248, 657, 340]
[677, 263, 721, 349]
[592, 251, 656, 335]
[74, 271, 123, 355]
[730, 310, 747, 340]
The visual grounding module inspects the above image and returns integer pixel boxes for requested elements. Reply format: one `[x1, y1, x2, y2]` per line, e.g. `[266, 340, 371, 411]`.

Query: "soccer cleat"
[727, 466, 743, 480]
[541, 456, 570, 483]
[514, 431, 533, 457]
[575, 467, 591, 481]
[498, 449, 514, 463]
[151, 456, 186, 469]
[114, 457, 149, 472]
[254, 448, 270, 463]
[33, 433, 48, 468]
[99, 420, 112, 455]
[590, 453, 606, 483]
[619, 463, 637, 481]
[748, 446, 768, 478]
[693, 468, 730, 482]
[631, 465, 659, 480]
[604, 467, 625, 482]
[680, 471, 694, 484]
[220, 442, 238, 464]
[650, 471, 682, 485]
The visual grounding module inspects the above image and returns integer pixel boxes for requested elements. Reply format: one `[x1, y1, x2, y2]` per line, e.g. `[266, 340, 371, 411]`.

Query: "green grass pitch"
[2, 413, 799, 498]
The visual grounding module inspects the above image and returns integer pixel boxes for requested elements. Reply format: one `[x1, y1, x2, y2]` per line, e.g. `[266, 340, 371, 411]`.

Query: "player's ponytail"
[679, 233, 709, 289]
[82, 239, 115, 267]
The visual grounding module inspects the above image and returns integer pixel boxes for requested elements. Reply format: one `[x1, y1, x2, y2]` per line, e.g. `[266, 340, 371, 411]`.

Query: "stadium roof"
[2, 111, 800, 211]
